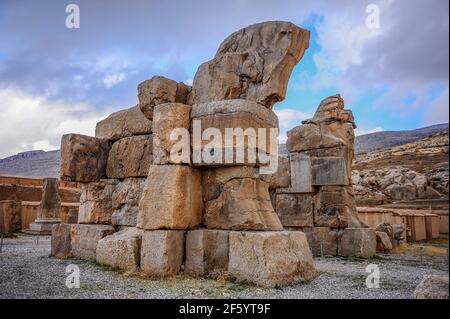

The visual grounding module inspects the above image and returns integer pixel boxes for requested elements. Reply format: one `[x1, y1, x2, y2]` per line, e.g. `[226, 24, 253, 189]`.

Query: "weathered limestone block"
[140, 230, 185, 276]
[263, 155, 290, 189]
[188, 21, 310, 108]
[78, 179, 119, 224]
[275, 193, 313, 227]
[414, 275, 449, 299]
[66, 208, 79, 224]
[286, 123, 345, 153]
[311, 95, 355, 125]
[137, 165, 202, 230]
[311, 157, 349, 186]
[302, 227, 339, 256]
[51, 223, 72, 259]
[0, 200, 21, 234]
[96, 227, 143, 272]
[111, 178, 146, 226]
[313, 186, 366, 228]
[70, 224, 115, 261]
[60, 134, 111, 182]
[375, 222, 395, 247]
[106, 135, 153, 178]
[138, 76, 190, 120]
[202, 166, 265, 202]
[289, 153, 313, 193]
[185, 229, 229, 276]
[153, 103, 191, 164]
[95, 105, 152, 141]
[228, 231, 317, 287]
[376, 231, 393, 252]
[190, 99, 278, 167]
[338, 228, 376, 258]
[204, 178, 283, 231]
[29, 178, 62, 234]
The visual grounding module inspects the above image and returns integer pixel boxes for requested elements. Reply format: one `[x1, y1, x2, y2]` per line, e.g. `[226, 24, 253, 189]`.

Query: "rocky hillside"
[0, 150, 60, 178]
[353, 129, 449, 204]
[355, 123, 449, 155]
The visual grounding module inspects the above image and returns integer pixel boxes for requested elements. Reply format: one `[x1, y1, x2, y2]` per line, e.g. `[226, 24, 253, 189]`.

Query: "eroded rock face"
[78, 179, 119, 224]
[137, 165, 202, 230]
[60, 134, 110, 182]
[96, 227, 143, 272]
[140, 230, 185, 277]
[111, 178, 146, 227]
[275, 193, 313, 227]
[95, 105, 152, 141]
[204, 178, 283, 231]
[228, 231, 317, 287]
[51, 223, 72, 258]
[188, 21, 310, 108]
[153, 103, 192, 164]
[38, 178, 61, 220]
[138, 76, 190, 120]
[338, 228, 376, 258]
[302, 227, 339, 256]
[376, 231, 393, 252]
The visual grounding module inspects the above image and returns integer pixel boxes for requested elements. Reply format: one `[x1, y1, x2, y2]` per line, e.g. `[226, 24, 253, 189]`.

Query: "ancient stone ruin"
[51, 21, 375, 287]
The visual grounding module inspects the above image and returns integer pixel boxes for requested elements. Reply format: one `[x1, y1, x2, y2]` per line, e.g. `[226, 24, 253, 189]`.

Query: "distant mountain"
[355, 123, 449, 154]
[0, 150, 60, 178]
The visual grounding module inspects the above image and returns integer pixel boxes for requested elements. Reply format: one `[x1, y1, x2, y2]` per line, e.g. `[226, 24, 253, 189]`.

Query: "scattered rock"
[414, 275, 449, 299]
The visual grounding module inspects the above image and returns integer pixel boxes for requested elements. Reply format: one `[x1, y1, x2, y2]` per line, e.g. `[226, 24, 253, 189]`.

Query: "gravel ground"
[0, 234, 448, 299]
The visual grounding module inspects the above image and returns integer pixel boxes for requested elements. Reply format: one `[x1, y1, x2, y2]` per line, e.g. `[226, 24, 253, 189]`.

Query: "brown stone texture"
[153, 103, 192, 164]
[301, 227, 339, 256]
[311, 157, 349, 186]
[96, 227, 144, 272]
[228, 231, 317, 287]
[37, 178, 61, 220]
[188, 21, 310, 108]
[201, 166, 265, 202]
[66, 208, 79, 224]
[95, 105, 152, 141]
[313, 186, 366, 229]
[51, 223, 72, 258]
[140, 230, 185, 276]
[106, 135, 153, 179]
[287, 123, 346, 153]
[0, 200, 21, 234]
[204, 178, 283, 231]
[70, 224, 115, 261]
[111, 178, 146, 227]
[138, 76, 190, 120]
[414, 275, 449, 299]
[263, 155, 290, 189]
[190, 99, 279, 167]
[78, 179, 119, 224]
[275, 193, 313, 227]
[376, 231, 393, 252]
[287, 153, 313, 193]
[185, 229, 229, 276]
[338, 228, 376, 258]
[137, 165, 202, 230]
[60, 134, 111, 182]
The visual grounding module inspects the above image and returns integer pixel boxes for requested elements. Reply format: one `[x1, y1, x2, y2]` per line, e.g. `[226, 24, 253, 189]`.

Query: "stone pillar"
[28, 178, 61, 235]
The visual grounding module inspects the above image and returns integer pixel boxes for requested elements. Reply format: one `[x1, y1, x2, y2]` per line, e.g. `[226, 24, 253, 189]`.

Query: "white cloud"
[354, 126, 384, 136]
[274, 108, 311, 143]
[0, 87, 112, 158]
[103, 73, 126, 88]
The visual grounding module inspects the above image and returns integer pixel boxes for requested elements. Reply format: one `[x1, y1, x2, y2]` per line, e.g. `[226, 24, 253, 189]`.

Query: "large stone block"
[111, 178, 146, 227]
[50, 223, 72, 259]
[313, 186, 366, 228]
[60, 134, 111, 182]
[138, 76, 190, 120]
[78, 179, 119, 224]
[70, 224, 115, 261]
[106, 135, 153, 179]
[338, 228, 376, 258]
[0, 200, 21, 234]
[153, 103, 191, 164]
[95, 105, 152, 141]
[204, 178, 283, 231]
[263, 155, 290, 189]
[190, 99, 278, 167]
[140, 230, 185, 276]
[201, 166, 265, 202]
[185, 229, 229, 276]
[376, 231, 393, 252]
[96, 227, 143, 272]
[301, 227, 339, 256]
[137, 165, 202, 230]
[311, 157, 348, 186]
[228, 231, 317, 287]
[188, 21, 310, 108]
[275, 193, 313, 227]
[289, 153, 313, 193]
[286, 123, 346, 153]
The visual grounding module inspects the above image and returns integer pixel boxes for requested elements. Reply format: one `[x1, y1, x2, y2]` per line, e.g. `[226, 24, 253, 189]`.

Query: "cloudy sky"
[0, 0, 448, 158]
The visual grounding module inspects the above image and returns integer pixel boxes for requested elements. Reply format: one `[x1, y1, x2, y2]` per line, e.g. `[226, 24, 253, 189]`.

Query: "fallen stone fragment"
[338, 228, 376, 258]
[414, 275, 449, 299]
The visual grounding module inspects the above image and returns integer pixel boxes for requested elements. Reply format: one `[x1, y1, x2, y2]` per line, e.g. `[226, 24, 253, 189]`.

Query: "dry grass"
[390, 235, 449, 257]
